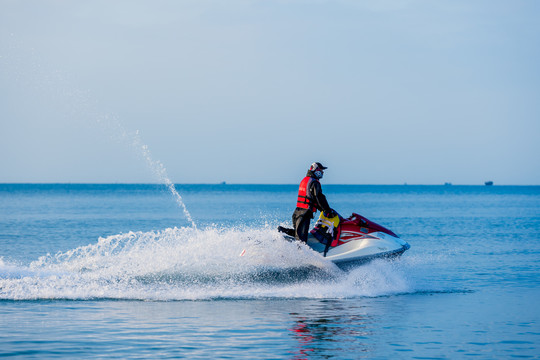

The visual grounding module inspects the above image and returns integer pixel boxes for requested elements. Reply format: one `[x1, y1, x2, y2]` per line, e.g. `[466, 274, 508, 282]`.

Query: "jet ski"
[278, 212, 410, 270]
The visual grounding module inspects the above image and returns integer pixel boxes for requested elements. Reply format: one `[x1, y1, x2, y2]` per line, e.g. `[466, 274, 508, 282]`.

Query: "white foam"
[0, 227, 425, 301]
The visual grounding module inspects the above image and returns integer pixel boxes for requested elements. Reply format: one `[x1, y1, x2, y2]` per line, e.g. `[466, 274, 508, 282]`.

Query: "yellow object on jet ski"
[310, 212, 340, 246]
[314, 212, 340, 230]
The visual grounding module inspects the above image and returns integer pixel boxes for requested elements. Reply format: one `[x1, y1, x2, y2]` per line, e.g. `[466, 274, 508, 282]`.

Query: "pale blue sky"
[1, 0, 539, 184]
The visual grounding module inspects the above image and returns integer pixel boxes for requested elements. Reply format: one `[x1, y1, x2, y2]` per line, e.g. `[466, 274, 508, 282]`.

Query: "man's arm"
[310, 181, 332, 214]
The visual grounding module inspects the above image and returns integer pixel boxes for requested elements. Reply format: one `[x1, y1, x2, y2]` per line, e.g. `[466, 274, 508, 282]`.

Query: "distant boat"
[444, 182, 452, 186]
[485, 181, 493, 186]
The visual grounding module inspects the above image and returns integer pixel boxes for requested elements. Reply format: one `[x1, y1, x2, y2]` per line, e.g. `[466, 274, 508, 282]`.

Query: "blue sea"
[1, 184, 539, 359]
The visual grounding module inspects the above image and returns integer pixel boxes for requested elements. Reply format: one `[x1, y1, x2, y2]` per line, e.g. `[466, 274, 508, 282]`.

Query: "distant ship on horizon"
[485, 181, 494, 186]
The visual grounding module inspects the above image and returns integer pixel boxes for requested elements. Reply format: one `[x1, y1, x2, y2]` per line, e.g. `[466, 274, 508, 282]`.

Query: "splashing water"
[0, 227, 420, 301]
[97, 115, 196, 228]
[132, 130, 196, 228]
[2, 41, 196, 228]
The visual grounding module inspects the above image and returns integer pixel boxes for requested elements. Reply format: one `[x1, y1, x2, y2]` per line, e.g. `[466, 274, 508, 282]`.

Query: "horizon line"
[1, 182, 538, 187]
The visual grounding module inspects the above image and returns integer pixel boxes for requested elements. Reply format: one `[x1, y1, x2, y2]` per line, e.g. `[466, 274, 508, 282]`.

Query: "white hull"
[305, 231, 410, 269]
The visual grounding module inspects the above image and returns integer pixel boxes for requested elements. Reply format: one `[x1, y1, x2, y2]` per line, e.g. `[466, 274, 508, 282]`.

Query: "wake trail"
[0, 227, 437, 301]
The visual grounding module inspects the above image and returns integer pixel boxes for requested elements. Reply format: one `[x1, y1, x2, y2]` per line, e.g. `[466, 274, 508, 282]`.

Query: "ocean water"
[0, 184, 539, 359]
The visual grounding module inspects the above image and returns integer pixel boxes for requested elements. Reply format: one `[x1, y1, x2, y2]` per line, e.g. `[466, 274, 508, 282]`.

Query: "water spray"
[2, 39, 197, 229]
[133, 130, 197, 229]
[94, 115, 196, 228]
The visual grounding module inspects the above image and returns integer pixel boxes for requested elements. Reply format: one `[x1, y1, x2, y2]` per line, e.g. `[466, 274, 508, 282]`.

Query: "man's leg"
[293, 209, 312, 242]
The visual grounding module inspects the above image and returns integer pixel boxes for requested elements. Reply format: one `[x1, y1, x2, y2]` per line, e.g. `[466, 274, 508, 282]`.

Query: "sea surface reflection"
[288, 300, 376, 359]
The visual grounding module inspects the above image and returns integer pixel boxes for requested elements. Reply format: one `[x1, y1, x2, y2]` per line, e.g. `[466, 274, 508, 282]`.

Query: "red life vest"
[296, 176, 318, 212]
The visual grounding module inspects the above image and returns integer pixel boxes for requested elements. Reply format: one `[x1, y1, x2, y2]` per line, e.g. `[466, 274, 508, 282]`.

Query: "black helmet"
[309, 162, 327, 179]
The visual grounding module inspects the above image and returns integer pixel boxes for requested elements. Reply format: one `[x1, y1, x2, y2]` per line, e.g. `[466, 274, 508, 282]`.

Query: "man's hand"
[324, 209, 337, 218]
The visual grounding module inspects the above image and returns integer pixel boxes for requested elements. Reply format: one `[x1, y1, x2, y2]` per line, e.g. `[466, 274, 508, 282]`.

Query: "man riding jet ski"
[279, 162, 410, 269]
[292, 162, 337, 242]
